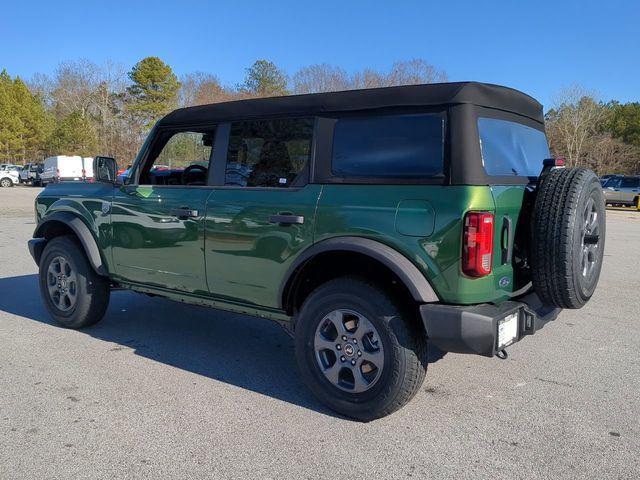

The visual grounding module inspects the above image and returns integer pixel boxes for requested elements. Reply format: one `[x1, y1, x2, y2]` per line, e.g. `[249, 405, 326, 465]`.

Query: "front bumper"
[420, 292, 561, 357]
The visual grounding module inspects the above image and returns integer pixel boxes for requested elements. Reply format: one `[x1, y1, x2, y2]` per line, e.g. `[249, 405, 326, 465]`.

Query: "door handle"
[269, 214, 304, 225]
[170, 208, 199, 218]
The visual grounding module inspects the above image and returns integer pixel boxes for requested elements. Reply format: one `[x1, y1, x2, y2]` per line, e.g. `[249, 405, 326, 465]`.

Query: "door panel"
[111, 185, 213, 294]
[204, 186, 321, 308]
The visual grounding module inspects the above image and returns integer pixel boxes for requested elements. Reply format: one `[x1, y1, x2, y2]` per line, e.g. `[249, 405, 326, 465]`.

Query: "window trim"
[314, 108, 448, 185]
[211, 116, 316, 190]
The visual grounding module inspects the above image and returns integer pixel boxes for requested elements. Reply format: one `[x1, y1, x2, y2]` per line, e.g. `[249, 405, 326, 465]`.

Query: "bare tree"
[179, 72, 232, 107]
[386, 59, 447, 86]
[293, 59, 447, 94]
[584, 133, 639, 175]
[546, 85, 604, 168]
[351, 68, 388, 89]
[50, 59, 105, 118]
[292, 64, 351, 94]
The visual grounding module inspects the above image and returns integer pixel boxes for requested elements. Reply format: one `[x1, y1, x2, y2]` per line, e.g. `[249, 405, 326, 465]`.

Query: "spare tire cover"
[531, 167, 606, 309]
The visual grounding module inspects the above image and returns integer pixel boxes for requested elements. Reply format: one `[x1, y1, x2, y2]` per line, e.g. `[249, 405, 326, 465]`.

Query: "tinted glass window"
[225, 118, 313, 188]
[478, 118, 550, 177]
[621, 177, 640, 188]
[331, 114, 444, 178]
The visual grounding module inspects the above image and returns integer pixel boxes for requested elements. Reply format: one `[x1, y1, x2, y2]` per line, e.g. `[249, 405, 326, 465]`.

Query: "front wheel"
[294, 277, 427, 421]
[39, 236, 110, 328]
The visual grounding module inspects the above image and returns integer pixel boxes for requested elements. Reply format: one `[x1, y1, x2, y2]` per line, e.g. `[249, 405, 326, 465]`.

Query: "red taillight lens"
[462, 211, 494, 277]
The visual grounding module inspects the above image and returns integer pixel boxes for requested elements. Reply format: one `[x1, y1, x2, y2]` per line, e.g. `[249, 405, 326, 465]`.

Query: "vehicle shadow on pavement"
[0, 274, 446, 418]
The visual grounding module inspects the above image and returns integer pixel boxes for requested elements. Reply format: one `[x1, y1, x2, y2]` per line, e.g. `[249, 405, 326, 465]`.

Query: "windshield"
[478, 117, 550, 177]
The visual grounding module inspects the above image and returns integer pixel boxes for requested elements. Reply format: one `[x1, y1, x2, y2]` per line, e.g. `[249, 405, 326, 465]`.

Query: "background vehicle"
[19, 163, 44, 185]
[82, 157, 94, 181]
[19, 164, 31, 183]
[27, 82, 606, 421]
[600, 173, 622, 186]
[0, 168, 20, 187]
[603, 175, 640, 206]
[0, 163, 22, 171]
[40, 156, 86, 185]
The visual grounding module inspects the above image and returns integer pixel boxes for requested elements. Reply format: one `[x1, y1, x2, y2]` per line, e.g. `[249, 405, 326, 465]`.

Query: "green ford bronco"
[28, 82, 605, 420]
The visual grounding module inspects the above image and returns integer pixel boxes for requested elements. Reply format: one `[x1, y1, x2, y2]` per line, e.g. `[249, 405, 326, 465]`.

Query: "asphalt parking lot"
[1, 186, 638, 479]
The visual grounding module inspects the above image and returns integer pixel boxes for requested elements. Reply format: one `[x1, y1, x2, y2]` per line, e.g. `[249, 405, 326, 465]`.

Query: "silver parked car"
[603, 175, 640, 206]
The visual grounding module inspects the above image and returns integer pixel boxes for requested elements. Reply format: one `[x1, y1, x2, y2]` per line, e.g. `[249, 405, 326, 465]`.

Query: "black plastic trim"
[420, 292, 561, 357]
[279, 236, 440, 310]
[32, 212, 108, 276]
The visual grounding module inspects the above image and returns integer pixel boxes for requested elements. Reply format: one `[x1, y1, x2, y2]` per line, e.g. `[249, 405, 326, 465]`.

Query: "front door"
[205, 118, 319, 308]
[111, 128, 216, 294]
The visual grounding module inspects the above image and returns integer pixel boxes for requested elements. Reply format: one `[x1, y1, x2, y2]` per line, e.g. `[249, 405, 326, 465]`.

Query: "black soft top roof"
[159, 81, 544, 127]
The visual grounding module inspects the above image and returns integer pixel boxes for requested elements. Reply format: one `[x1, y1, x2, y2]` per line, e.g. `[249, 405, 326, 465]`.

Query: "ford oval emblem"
[499, 276, 510, 287]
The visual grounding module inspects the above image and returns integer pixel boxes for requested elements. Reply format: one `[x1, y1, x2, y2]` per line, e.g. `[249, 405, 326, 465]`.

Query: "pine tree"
[126, 57, 180, 128]
[47, 111, 98, 156]
[241, 60, 288, 97]
[0, 69, 52, 161]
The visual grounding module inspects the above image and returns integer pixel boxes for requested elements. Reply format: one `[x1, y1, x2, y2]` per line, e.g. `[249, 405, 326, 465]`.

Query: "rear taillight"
[82, 168, 86, 178]
[55, 169, 60, 177]
[462, 211, 494, 277]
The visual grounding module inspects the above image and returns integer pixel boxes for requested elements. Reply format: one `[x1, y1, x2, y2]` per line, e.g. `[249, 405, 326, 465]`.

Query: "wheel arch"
[32, 212, 108, 276]
[280, 236, 439, 316]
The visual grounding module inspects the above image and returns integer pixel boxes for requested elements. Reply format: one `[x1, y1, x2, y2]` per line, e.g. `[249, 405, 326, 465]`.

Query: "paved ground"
[1, 186, 638, 479]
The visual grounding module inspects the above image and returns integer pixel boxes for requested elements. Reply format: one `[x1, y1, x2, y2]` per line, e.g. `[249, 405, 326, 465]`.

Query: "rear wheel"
[39, 236, 110, 328]
[295, 277, 427, 421]
[531, 168, 606, 309]
[1, 177, 13, 187]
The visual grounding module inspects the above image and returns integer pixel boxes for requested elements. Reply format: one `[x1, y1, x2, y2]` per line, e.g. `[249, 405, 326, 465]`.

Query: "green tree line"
[1, 57, 638, 174]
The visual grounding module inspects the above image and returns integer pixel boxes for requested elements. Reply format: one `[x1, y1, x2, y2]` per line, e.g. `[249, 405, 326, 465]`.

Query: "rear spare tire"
[531, 167, 605, 309]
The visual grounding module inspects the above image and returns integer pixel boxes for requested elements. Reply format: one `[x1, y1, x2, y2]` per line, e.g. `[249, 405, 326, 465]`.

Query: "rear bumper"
[420, 292, 561, 357]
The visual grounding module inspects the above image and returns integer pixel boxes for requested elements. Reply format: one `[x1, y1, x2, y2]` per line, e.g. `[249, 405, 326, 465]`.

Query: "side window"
[620, 177, 640, 189]
[140, 130, 215, 186]
[331, 114, 444, 178]
[224, 118, 314, 188]
[478, 118, 550, 177]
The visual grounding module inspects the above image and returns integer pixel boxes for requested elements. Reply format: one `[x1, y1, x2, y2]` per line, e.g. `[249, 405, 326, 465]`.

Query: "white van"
[82, 157, 94, 180]
[41, 156, 93, 185]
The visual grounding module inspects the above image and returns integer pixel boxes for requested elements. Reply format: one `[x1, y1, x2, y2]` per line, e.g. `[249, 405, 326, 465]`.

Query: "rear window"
[478, 118, 550, 177]
[331, 114, 444, 178]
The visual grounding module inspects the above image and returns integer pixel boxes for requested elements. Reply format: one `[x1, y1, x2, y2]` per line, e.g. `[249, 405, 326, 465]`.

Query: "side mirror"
[94, 156, 117, 184]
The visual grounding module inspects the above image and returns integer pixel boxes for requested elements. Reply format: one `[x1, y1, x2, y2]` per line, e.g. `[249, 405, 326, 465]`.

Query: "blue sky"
[1, 0, 638, 109]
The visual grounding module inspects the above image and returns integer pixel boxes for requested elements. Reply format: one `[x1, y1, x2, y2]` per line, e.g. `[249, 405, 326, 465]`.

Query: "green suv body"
[28, 82, 606, 420]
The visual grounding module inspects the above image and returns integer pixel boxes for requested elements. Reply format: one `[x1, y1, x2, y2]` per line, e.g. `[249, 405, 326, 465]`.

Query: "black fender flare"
[31, 211, 108, 276]
[279, 236, 439, 310]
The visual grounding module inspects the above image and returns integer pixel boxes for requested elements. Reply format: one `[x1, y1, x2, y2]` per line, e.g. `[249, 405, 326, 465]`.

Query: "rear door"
[204, 118, 320, 308]
[60, 156, 84, 180]
[620, 176, 640, 204]
[111, 128, 216, 294]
